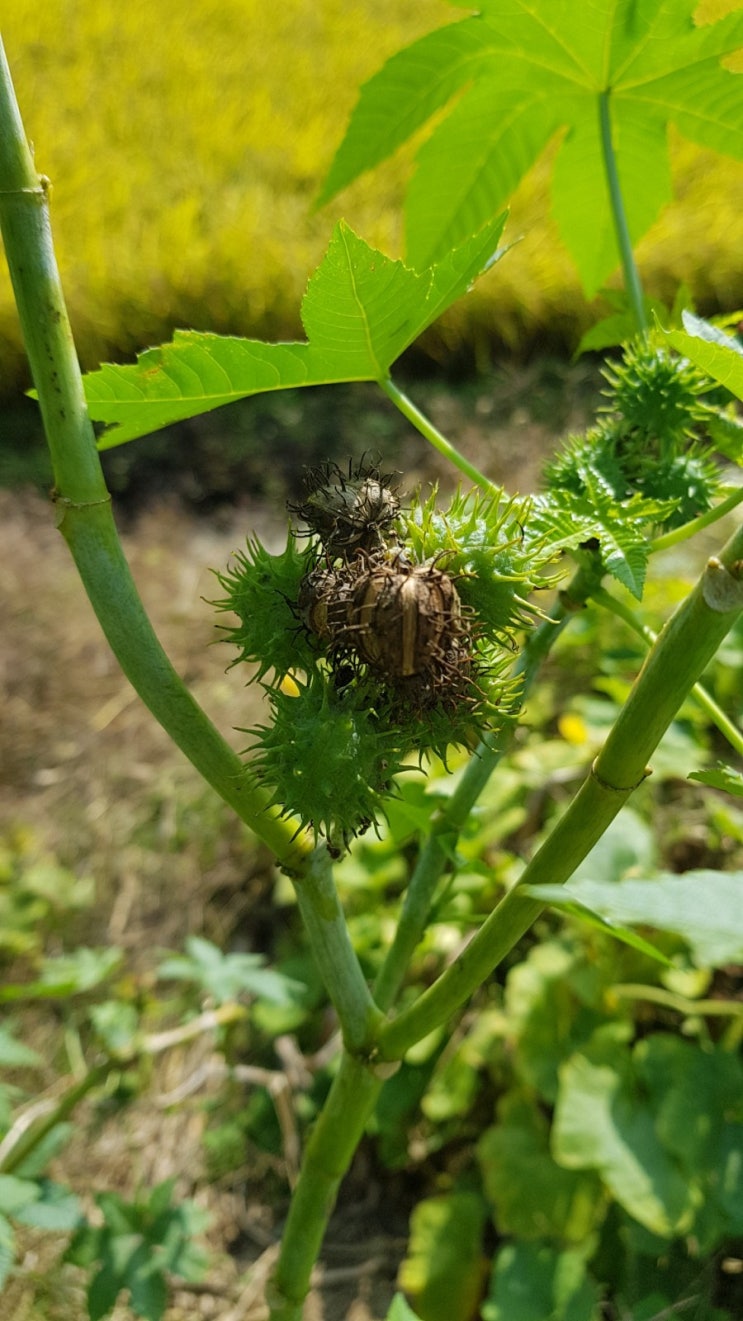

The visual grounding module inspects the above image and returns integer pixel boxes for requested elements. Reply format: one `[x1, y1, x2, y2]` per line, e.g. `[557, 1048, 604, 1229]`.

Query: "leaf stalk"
[599, 89, 647, 336]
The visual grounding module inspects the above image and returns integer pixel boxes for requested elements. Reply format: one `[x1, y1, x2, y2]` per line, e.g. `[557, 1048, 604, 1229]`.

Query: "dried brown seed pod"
[288, 461, 400, 557]
[297, 563, 354, 643]
[349, 559, 465, 679]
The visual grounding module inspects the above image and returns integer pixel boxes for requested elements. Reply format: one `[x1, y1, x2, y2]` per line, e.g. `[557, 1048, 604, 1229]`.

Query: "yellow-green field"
[2, 0, 743, 385]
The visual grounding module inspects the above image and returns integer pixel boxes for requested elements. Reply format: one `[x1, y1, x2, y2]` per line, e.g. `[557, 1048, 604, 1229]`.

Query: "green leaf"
[12, 1122, 73, 1180]
[321, 2, 743, 290]
[0, 947, 123, 1001]
[482, 1241, 601, 1321]
[398, 1192, 487, 1321]
[575, 291, 672, 357]
[128, 1264, 168, 1321]
[637, 1035, 743, 1174]
[90, 1000, 140, 1055]
[158, 935, 302, 1007]
[531, 488, 673, 598]
[83, 217, 507, 449]
[0, 1174, 41, 1217]
[689, 764, 743, 797]
[519, 886, 671, 964]
[385, 1296, 424, 1321]
[503, 941, 619, 1104]
[553, 1054, 698, 1238]
[14, 1179, 83, 1231]
[0, 1025, 43, 1067]
[478, 1095, 604, 1243]
[543, 871, 743, 968]
[88, 1258, 127, 1321]
[665, 312, 743, 403]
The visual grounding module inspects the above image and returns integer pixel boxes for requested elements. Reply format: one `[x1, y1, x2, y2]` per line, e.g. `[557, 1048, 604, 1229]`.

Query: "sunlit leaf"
[520, 886, 671, 964]
[322, 1, 743, 290]
[385, 1295, 424, 1321]
[398, 1192, 487, 1321]
[83, 217, 507, 449]
[689, 764, 743, 797]
[665, 312, 743, 404]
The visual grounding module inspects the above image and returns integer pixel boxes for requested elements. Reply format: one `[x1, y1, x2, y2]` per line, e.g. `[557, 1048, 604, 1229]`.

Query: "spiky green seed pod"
[214, 532, 318, 684]
[247, 674, 407, 842]
[601, 340, 714, 456]
[404, 487, 558, 642]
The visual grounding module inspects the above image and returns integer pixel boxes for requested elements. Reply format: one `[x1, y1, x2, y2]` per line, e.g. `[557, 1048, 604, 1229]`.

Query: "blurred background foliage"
[2, 0, 743, 403]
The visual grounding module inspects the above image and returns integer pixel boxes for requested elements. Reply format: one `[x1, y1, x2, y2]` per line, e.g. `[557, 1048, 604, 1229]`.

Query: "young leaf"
[530, 488, 675, 599]
[157, 935, 302, 1007]
[321, 1, 743, 290]
[83, 216, 507, 449]
[0, 1025, 43, 1067]
[13, 1179, 83, 1232]
[0, 947, 123, 1001]
[689, 764, 743, 797]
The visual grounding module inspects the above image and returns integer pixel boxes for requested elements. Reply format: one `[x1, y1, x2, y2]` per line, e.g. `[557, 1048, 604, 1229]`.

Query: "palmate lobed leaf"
[320, 0, 743, 291]
[84, 216, 507, 449]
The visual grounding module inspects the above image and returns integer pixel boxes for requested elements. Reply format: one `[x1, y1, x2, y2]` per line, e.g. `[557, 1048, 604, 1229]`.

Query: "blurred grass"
[2, 0, 743, 393]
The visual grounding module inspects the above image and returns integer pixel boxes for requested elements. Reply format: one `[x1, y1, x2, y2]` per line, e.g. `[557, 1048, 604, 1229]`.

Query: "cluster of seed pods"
[288, 463, 473, 710]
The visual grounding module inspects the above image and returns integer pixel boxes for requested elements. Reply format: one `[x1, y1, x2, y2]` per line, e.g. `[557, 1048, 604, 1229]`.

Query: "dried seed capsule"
[298, 564, 354, 642]
[289, 462, 400, 557]
[350, 560, 463, 678]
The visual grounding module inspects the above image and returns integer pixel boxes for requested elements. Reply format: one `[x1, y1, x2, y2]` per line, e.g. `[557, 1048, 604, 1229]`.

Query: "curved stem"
[599, 89, 647, 335]
[649, 485, 743, 554]
[380, 374, 494, 492]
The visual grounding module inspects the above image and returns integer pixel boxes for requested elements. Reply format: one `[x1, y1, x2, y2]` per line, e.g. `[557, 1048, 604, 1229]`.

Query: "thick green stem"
[0, 39, 309, 873]
[378, 530, 743, 1058]
[380, 374, 493, 492]
[293, 848, 385, 1051]
[594, 586, 743, 757]
[267, 1052, 387, 1321]
[599, 89, 647, 335]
